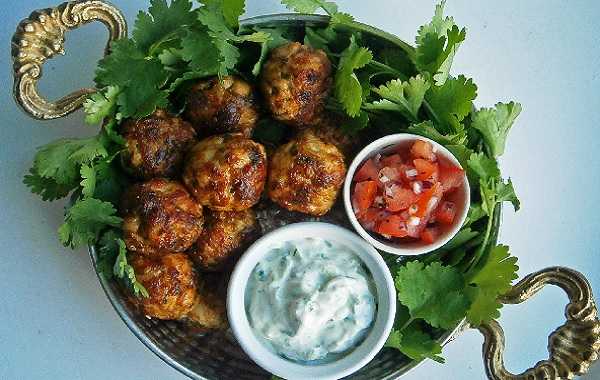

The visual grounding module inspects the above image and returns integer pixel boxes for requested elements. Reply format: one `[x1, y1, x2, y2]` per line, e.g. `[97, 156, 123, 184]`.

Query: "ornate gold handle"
[478, 267, 600, 379]
[11, 0, 127, 120]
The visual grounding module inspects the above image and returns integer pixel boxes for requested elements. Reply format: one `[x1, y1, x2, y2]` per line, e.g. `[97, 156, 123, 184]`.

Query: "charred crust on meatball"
[260, 42, 332, 128]
[189, 209, 257, 271]
[131, 252, 198, 320]
[267, 130, 346, 216]
[182, 134, 267, 211]
[184, 76, 260, 138]
[121, 178, 204, 255]
[121, 109, 196, 179]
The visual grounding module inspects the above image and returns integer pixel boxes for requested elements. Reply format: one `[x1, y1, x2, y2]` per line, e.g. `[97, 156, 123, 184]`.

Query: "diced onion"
[408, 216, 421, 226]
[412, 181, 422, 195]
[405, 169, 418, 178]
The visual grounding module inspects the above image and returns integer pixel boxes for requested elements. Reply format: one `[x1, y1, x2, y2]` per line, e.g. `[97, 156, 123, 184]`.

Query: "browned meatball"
[190, 209, 257, 271]
[187, 278, 227, 330]
[185, 76, 259, 137]
[182, 134, 267, 211]
[268, 130, 346, 216]
[260, 42, 332, 127]
[121, 109, 196, 179]
[121, 179, 203, 255]
[308, 115, 360, 159]
[131, 253, 197, 320]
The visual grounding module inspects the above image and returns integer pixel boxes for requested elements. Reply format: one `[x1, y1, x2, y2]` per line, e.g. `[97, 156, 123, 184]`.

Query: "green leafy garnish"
[426, 75, 477, 133]
[334, 35, 373, 117]
[395, 261, 469, 329]
[471, 101, 522, 157]
[365, 75, 430, 121]
[58, 198, 122, 249]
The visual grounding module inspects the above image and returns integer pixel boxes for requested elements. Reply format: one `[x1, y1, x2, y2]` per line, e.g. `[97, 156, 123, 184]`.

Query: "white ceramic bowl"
[343, 133, 470, 256]
[227, 222, 396, 380]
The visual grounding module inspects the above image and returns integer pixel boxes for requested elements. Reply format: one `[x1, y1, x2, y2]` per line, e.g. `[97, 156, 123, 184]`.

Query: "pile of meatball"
[119, 42, 351, 327]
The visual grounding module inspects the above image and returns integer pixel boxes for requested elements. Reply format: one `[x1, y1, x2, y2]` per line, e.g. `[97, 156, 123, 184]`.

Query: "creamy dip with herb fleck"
[245, 238, 376, 362]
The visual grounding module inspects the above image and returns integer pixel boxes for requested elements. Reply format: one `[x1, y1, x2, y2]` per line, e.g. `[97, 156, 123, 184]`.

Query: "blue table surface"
[2, 1, 600, 379]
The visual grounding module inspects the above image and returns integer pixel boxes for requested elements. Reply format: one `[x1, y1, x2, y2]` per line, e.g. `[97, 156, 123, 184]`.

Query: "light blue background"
[1, 1, 600, 379]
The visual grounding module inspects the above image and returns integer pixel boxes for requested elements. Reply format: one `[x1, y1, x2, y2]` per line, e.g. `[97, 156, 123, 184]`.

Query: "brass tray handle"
[11, 1, 127, 120]
[478, 267, 600, 379]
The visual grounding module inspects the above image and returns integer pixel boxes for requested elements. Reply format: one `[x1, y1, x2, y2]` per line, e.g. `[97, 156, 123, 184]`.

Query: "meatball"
[185, 76, 259, 137]
[187, 278, 227, 330]
[307, 116, 359, 159]
[260, 42, 332, 127]
[190, 209, 257, 271]
[121, 109, 196, 179]
[182, 134, 267, 211]
[131, 253, 197, 320]
[122, 179, 203, 255]
[268, 130, 346, 216]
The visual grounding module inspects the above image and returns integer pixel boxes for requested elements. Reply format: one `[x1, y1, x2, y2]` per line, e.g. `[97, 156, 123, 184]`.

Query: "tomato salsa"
[351, 139, 465, 245]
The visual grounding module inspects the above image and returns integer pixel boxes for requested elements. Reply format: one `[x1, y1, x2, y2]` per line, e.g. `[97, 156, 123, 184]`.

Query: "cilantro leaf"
[334, 35, 373, 117]
[180, 28, 221, 75]
[426, 75, 477, 133]
[467, 152, 500, 181]
[366, 75, 430, 121]
[96, 39, 169, 118]
[31, 137, 108, 187]
[281, 0, 338, 15]
[387, 326, 445, 363]
[470, 245, 519, 296]
[83, 86, 120, 125]
[415, 1, 466, 86]
[133, 0, 196, 52]
[497, 178, 520, 211]
[466, 245, 518, 325]
[407, 121, 466, 146]
[465, 286, 502, 326]
[58, 198, 122, 249]
[395, 261, 469, 329]
[471, 101, 522, 157]
[23, 169, 73, 201]
[80, 164, 96, 198]
[113, 239, 149, 298]
[222, 0, 246, 28]
[445, 144, 472, 168]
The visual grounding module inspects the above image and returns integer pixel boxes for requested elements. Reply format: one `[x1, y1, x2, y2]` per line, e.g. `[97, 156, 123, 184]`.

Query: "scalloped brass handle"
[11, 0, 127, 120]
[478, 267, 600, 379]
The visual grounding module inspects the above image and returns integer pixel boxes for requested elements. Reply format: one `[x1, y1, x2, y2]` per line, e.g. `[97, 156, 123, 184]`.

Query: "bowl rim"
[343, 133, 471, 256]
[227, 222, 396, 380]
[86, 13, 500, 380]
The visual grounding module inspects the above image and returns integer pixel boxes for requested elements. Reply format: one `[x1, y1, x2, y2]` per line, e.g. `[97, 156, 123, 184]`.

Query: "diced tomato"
[413, 159, 439, 181]
[415, 182, 443, 218]
[420, 226, 440, 244]
[353, 181, 378, 215]
[439, 164, 465, 193]
[397, 164, 417, 183]
[381, 154, 403, 167]
[358, 208, 388, 230]
[410, 140, 436, 161]
[354, 158, 379, 182]
[377, 215, 409, 238]
[377, 166, 400, 186]
[384, 184, 419, 212]
[436, 201, 457, 225]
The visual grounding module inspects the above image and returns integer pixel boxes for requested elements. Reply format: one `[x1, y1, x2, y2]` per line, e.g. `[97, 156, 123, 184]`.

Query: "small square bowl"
[343, 133, 470, 256]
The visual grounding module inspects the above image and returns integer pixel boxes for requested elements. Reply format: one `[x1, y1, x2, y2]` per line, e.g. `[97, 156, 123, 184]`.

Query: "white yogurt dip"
[245, 237, 376, 362]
